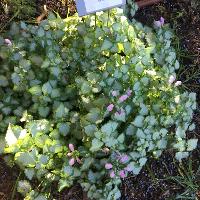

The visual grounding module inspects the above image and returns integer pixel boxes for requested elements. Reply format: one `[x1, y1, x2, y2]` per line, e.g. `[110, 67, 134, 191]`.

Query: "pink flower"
[111, 91, 118, 97]
[69, 144, 74, 151]
[119, 155, 129, 164]
[160, 17, 165, 25]
[154, 17, 165, 28]
[105, 163, 113, 169]
[110, 170, 115, 178]
[107, 104, 114, 112]
[175, 81, 182, 87]
[119, 170, 126, 178]
[67, 143, 81, 166]
[4, 38, 12, 46]
[168, 75, 176, 84]
[119, 95, 128, 102]
[69, 158, 75, 166]
[127, 89, 132, 97]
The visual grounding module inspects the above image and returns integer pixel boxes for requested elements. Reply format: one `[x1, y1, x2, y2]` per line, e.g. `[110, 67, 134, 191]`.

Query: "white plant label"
[75, 0, 126, 16]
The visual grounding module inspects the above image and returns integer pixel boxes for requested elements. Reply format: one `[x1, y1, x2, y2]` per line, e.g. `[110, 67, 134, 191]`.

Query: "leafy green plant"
[0, 2, 198, 199]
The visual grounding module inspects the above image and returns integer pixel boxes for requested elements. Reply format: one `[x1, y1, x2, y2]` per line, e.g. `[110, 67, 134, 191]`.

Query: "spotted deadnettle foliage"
[1, 6, 197, 200]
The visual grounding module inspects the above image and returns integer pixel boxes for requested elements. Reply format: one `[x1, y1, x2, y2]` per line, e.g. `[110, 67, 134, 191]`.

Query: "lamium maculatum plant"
[0, 3, 197, 199]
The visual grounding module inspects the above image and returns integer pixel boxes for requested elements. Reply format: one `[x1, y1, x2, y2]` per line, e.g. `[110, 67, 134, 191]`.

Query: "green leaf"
[86, 108, 101, 123]
[55, 104, 69, 119]
[117, 134, 125, 143]
[5, 124, 27, 146]
[101, 121, 118, 135]
[38, 155, 49, 165]
[84, 125, 97, 136]
[38, 106, 50, 117]
[133, 82, 140, 91]
[17, 180, 32, 195]
[187, 139, 198, 151]
[139, 104, 148, 115]
[57, 122, 70, 136]
[81, 81, 92, 94]
[29, 86, 42, 96]
[101, 39, 113, 51]
[81, 157, 94, 171]
[26, 120, 50, 137]
[139, 157, 147, 166]
[127, 162, 142, 175]
[58, 179, 70, 192]
[19, 59, 31, 71]
[135, 63, 143, 74]
[63, 165, 73, 176]
[0, 75, 9, 87]
[24, 168, 35, 180]
[175, 152, 189, 161]
[11, 73, 20, 85]
[88, 170, 98, 183]
[15, 152, 36, 167]
[133, 116, 144, 127]
[38, 28, 45, 37]
[90, 138, 103, 152]
[114, 112, 126, 122]
[42, 82, 52, 95]
[35, 194, 47, 200]
[126, 125, 136, 136]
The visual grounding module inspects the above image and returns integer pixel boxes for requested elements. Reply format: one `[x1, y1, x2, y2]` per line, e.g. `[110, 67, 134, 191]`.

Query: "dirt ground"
[0, 0, 199, 199]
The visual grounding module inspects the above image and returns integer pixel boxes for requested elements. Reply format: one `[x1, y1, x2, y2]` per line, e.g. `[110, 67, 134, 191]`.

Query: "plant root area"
[0, 0, 200, 199]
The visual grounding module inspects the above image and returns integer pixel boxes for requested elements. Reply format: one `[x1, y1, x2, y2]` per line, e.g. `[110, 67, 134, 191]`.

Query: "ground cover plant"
[0, 0, 199, 200]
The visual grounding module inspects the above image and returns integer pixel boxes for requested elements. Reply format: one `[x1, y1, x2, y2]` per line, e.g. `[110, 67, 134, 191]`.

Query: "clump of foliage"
[0, 4, 198, 200]
[2, 0, 36, 19]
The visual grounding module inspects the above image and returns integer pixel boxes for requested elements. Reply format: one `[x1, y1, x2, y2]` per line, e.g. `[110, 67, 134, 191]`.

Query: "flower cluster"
[154, 17, 165, 28]
[107, 89, 133, 114]
[67, 144, 81, 166]
[168, 75, 182, 86]
[105, 153, 131, 179]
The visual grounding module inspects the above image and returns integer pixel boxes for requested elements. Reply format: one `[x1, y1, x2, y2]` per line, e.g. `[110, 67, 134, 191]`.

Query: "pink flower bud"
[154, 21, 161, 27]
[168, 75, 176, 84]
[154, 17, 165, 28]
[160, 17, 165, 25]
[175, 81, 182, 87]
[119, 95, 128, 102]
[4, 39, 12, 46]
[110, 170, 115, 178]
[105, 163, 113, 169]
[69, 158, 75, 166]
[107, 104, 114, 112]
[69, 144, 74, 152]
[127, 89, 132, 97]
[120, 155, 129, 163]
[119, 170, 126, 178]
